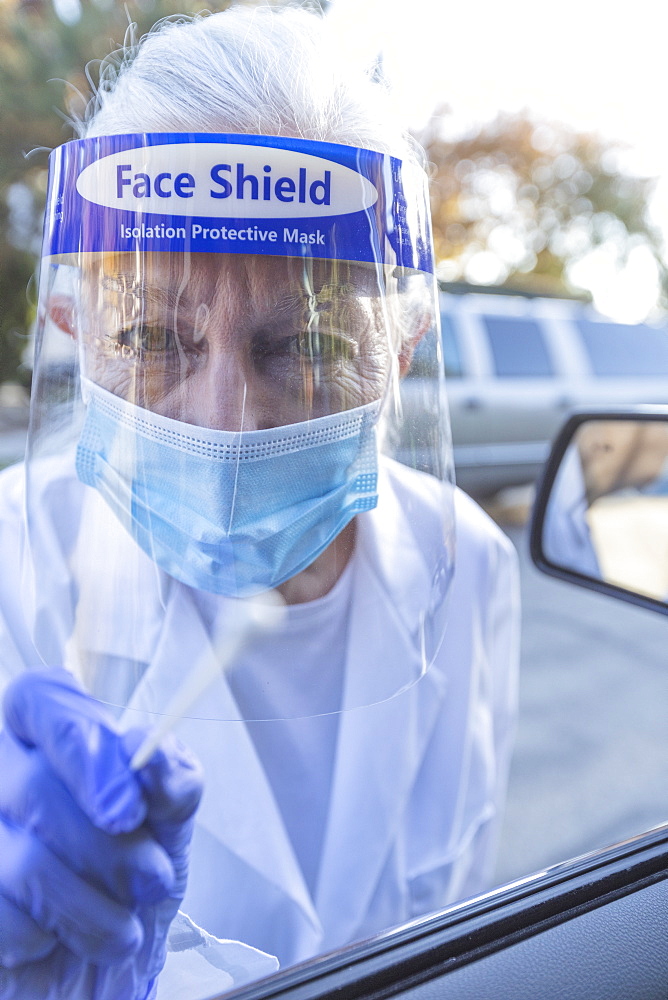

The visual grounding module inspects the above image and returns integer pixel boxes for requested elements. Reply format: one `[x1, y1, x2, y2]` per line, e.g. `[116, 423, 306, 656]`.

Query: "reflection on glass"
[543, 419, 668, 602]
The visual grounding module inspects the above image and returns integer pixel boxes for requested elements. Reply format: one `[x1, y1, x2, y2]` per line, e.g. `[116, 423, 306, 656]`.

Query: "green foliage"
[0, 228, 35, 385]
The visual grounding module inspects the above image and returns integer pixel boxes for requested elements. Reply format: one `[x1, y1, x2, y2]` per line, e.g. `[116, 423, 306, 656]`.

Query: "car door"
[203, 407, 668, 1000]
[206, 824, 668, 1000]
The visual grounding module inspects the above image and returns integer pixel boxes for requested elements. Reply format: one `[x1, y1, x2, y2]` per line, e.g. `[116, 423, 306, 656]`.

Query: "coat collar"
[129, 561, 446, 952]
[312, 462, 449, 943]
[123, 586, 323, 941]
[315, 548, 446, 945]
[66, 460, 450, 949]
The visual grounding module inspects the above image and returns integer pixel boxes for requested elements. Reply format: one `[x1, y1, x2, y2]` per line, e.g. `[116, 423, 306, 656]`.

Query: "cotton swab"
[126, 590, 285, 771]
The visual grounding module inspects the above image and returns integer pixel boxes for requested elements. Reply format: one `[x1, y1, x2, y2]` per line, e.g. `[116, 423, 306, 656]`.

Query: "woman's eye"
[278, 331, 357, 363]
[117, 324, 179, 355]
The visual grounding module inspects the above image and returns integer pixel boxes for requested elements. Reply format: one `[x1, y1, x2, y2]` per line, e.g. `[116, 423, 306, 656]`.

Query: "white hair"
[79, 5, 417, 162]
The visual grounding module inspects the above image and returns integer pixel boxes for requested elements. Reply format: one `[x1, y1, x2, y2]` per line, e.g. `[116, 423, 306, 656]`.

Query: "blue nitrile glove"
[0, 668, 203, 1000]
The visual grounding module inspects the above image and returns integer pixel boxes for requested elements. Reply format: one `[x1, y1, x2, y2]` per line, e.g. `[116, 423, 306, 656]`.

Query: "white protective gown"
[0, 455, 520, 997]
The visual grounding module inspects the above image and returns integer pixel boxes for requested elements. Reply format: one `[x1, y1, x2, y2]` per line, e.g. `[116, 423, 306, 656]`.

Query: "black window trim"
[214, 822, 668, 1000]
[529, 405, 668, 616]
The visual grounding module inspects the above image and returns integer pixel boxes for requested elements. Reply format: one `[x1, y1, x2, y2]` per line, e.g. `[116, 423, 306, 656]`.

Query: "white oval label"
[76, 142, 379, 219]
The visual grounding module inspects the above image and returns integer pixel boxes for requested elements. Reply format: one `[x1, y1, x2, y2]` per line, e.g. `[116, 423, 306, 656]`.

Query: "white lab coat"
[0, 456, 519, 995]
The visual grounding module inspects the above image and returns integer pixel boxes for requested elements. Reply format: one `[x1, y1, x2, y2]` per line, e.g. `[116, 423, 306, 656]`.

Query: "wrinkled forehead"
[82, 252, 387, 315]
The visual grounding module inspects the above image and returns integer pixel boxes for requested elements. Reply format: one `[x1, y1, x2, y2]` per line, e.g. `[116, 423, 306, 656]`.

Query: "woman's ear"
[47, 295, 76, 338]
[397, 311, 432, 377]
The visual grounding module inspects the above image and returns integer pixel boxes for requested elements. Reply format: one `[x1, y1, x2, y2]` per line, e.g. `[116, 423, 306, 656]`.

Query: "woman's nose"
[184, 355, 262, 432]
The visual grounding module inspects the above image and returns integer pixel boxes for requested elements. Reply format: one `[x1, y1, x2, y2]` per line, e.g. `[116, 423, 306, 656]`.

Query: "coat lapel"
[314, 469, 449, 946]
[124, 584, 322, 941]
[65, 458, 452, 958]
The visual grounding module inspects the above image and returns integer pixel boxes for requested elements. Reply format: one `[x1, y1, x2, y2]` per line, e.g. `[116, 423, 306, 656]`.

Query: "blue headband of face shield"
[42, 132, 438, 598]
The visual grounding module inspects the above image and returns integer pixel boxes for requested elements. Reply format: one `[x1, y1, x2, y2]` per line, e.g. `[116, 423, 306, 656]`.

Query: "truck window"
[482, 315, 555, 377]
[576, 319, 668, 376]
[441, 313, 463, 378]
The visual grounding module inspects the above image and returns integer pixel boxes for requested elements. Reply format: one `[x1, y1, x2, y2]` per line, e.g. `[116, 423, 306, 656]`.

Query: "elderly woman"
[0, 7, 519, 999]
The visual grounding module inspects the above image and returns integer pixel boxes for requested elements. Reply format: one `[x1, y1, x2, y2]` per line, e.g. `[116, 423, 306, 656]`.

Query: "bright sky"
[327, 0, 668, 320]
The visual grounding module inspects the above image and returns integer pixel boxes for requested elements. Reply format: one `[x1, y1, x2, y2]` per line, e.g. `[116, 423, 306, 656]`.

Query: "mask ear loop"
[226, 381, 247, 535]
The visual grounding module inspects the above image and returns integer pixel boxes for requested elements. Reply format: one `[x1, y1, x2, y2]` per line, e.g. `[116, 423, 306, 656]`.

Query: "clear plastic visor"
[25, 138, 455, 723]
[76, 251, 403, 424]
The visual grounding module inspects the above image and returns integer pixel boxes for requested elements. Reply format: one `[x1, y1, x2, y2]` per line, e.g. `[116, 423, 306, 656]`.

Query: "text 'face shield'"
[27, 133, 455, 720]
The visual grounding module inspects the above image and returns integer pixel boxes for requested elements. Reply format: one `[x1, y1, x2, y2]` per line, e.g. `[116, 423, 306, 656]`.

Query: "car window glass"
[495, 513, 668, 889]
[441, 312, 463, 378]
[576, 318, 668, 376]
[483, 315, 555, 377]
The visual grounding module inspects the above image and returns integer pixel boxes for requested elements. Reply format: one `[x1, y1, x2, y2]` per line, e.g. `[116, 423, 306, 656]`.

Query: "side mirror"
[530, 408, 668, 615]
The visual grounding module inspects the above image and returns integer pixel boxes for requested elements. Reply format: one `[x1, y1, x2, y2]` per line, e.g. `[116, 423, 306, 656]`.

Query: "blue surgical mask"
[76, 380, 380, 597]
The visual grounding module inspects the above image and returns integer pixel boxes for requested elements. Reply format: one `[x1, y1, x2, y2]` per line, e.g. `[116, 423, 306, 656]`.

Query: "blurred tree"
[422, 110, 666, 301]
[0, 0, 328, 387]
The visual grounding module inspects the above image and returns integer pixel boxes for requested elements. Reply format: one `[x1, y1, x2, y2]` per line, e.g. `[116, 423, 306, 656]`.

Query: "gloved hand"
[0, 667, 203, 1000]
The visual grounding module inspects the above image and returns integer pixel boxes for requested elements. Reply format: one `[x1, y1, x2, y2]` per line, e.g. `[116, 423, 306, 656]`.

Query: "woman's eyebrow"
[99, 275, 369, 330]
[101, 275, 195, 312]
[270, 286, 365, 315]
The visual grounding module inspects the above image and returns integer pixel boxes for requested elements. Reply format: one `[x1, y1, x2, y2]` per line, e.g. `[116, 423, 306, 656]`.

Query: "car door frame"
[204, 400, 668, 1000]
[210, 821, 668, 1000]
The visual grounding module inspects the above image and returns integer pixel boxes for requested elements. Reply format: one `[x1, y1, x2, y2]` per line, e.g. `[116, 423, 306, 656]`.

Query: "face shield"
[25, 133, 455, 723]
